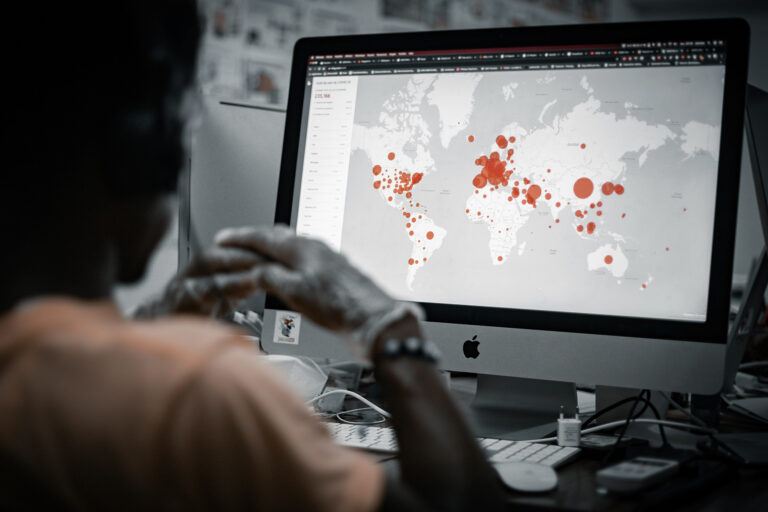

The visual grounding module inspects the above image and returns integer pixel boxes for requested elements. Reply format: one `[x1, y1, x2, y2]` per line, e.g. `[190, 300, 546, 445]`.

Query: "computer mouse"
[494, 462, 558, 493]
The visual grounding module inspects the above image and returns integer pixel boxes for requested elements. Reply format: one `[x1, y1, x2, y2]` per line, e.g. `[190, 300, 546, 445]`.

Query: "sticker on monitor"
[274, 311, 302, 345]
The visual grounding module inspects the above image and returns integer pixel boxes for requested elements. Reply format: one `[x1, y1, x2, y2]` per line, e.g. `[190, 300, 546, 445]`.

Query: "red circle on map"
[388, 152, 395, 160]
[573, 177, 594, 199]
[426, 231, 434, 240]
[605, 255, 613, 264]
[473, 174, 487, 188]
[496, 135, 508, 149]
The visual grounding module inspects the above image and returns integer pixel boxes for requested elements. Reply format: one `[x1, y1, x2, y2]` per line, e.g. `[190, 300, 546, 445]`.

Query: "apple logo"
[463, 335, 480, 359]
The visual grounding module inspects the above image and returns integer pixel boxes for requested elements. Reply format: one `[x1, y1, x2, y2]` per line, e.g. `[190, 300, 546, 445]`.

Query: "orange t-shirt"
[0, 298, 383, 511]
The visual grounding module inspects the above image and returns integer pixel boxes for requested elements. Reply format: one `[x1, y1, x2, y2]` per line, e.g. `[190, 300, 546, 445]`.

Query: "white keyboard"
[327, 423, 581, 468]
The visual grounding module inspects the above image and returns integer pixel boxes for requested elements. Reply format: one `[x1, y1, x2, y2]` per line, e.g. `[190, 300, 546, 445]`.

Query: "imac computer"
[261, 19, 750, 437]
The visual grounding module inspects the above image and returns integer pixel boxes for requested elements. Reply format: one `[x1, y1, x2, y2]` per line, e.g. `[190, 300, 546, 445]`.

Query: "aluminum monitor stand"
[464, 375, 576, 440]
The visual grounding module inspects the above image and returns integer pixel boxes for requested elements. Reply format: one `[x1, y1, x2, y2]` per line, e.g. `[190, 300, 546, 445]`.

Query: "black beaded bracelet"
[379, 336, 441, 363]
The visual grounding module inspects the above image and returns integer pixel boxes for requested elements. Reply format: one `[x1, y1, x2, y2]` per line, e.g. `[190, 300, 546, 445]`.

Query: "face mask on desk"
[261, 354, 328, 401]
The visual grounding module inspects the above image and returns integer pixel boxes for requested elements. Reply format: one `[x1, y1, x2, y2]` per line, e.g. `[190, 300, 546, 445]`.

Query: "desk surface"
[376, 450, 768, 511]
[362, 375, 768, 511]
[502, 457, 767, 512]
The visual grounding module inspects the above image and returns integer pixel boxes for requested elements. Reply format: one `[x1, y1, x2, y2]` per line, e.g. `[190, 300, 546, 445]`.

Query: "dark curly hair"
[6, 0, 201, 201]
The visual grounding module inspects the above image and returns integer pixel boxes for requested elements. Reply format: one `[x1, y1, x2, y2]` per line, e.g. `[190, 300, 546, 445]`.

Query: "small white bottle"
[557, 405, 582, 447]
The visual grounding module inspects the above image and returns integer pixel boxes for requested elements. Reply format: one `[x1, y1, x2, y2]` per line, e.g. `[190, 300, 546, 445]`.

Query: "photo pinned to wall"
[243, 57, 286, 105]
[208, 0, 245, 39]
[382, 0, 449, 29]
[197, 0, 610, 108]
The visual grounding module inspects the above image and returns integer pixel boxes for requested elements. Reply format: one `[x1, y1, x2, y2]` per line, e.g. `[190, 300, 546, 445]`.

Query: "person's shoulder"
[121, 313, 250, 359]
[0, 297, 251, 369]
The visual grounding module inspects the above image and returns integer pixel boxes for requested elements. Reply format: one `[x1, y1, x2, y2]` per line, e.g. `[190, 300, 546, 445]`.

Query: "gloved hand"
[214, 225, 423, 347]
[132, 245, 266, 319]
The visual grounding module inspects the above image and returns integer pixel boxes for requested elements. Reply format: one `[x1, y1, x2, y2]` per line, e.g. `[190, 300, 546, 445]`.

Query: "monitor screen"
[290, 40, 727, 324]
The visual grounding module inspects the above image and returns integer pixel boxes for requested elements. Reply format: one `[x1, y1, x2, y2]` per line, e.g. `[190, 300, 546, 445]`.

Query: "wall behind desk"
[181, 98, 286, 312]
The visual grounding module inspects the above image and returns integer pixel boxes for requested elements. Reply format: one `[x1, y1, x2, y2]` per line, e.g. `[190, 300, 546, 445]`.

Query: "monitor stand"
[460, 375, 577, 441]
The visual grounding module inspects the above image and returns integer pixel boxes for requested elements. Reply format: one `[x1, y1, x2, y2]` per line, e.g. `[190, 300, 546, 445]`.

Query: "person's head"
[3, 1, 201, 309]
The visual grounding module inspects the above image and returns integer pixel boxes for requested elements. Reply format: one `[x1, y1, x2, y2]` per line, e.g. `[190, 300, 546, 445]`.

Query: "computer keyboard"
[326, 423, 581, 468]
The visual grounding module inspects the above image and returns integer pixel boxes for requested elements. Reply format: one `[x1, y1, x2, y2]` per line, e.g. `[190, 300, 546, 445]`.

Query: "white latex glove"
[214, 225, 423, 347]
[132, 245, 266, 318]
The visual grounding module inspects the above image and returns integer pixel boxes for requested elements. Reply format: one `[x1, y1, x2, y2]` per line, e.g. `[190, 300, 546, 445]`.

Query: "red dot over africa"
[426, 231, 434, 240]
[574, 177, 594, 199]
[604, 255, 613, 264]
[387, 152, 395, 160]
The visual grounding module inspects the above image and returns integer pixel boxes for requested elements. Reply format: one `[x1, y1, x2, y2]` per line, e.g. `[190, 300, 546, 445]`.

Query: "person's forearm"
[372, 316, 505, 512]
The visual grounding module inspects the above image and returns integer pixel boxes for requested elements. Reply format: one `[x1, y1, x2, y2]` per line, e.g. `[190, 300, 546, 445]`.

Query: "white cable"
[307, 389, 391, 418]
[320, 360, 371, 370]
[519, 418, 718, 444]
[336, 407, 387, 425]
[739, 361, 768, 370]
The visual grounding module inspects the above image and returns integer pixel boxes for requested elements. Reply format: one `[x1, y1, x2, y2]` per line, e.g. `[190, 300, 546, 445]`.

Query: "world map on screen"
[340, 66, 723, 321]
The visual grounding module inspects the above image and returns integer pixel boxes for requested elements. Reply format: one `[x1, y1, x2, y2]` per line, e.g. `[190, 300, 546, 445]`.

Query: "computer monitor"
[262, 19, 750, 436]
